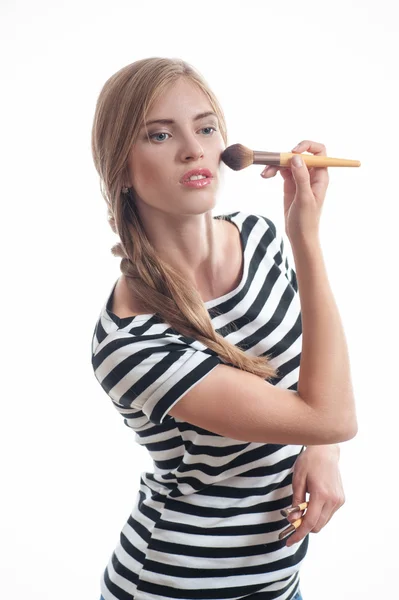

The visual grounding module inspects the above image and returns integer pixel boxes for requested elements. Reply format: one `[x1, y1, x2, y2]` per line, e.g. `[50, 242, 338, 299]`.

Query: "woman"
[91, 57, 357, 600]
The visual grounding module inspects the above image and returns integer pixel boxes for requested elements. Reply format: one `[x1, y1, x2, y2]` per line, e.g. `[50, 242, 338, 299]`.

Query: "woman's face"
[126, 78, 226, 217]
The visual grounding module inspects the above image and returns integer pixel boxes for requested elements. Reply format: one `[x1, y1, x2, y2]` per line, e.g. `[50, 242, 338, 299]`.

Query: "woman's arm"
[292, 235, 357, 429]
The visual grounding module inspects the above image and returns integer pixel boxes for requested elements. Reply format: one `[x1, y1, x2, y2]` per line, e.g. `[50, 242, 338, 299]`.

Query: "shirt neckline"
[105, 212, 245, 325]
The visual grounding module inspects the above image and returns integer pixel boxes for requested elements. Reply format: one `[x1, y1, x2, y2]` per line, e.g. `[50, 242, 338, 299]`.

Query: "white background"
[2, 0, 398, 598]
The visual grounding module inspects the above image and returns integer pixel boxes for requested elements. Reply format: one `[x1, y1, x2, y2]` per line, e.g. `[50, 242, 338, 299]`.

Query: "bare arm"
[170, 141, 357, 445]
[292, 235, 357, 430]
[170, 236, 356, 445]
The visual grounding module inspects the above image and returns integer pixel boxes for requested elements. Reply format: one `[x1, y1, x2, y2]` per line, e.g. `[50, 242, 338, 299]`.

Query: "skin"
[262, 143, 343, 546]
[285, 443, 344, 547]
[124, 77, 230, 299]
[124, 83, 344, 546]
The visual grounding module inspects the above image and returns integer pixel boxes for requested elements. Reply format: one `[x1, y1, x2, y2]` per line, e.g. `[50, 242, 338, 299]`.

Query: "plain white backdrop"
[2, 0, 398, 598]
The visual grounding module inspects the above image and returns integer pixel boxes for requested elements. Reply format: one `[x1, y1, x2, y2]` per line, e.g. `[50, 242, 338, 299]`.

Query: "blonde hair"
[91, 57, 278, 380]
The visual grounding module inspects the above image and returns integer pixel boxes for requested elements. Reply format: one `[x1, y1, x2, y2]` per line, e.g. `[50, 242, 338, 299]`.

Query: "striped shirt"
[91, 212, 308, 600]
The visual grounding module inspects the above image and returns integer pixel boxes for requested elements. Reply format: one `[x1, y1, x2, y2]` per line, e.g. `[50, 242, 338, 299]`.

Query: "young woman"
[91, 57, 357, 600]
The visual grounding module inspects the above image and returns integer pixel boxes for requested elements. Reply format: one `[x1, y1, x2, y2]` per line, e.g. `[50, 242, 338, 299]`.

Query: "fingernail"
[261, 168, 269, 177]
[289, 512, 301, 521]
[291, 155, 303, 168]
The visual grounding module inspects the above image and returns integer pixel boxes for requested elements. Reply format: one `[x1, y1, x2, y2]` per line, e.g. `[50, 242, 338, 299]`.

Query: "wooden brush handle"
[280, 502, 308, 517]
[280, 152, 361, 168]
[292, 517, 303, 529]
[278, 517, 303, 540]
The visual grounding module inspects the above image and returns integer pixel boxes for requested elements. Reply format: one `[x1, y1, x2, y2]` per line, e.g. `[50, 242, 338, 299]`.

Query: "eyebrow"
[142, 111, 218, 128]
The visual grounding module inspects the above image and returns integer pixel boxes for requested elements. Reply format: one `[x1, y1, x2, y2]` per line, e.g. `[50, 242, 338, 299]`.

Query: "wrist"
[305, 443, 340, 460]
[289, 233, 322, 253]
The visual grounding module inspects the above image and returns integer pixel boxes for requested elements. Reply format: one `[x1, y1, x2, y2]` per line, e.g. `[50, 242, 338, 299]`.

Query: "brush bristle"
[220, 143, 253, 171]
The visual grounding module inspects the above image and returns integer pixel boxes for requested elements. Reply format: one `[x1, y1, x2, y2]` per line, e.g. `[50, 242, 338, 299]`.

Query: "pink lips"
[180, 168, 213, 183]
[181, 178, 213, 189]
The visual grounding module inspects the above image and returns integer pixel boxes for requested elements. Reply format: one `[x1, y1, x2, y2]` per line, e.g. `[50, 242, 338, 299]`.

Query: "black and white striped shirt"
[91, 212, 308, 600]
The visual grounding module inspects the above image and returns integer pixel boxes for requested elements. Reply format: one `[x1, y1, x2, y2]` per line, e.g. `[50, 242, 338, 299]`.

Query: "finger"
[287, 507, 306, 522]
[278, 167, 294, 182]
[261, 165, 293, 178]
[310, 503, 334, 533]
[290, 141, 329, 205]
[313, 495, 343, 532]
[293, 145, 328, 185]
[289, 478, 307, 522]
[285, 498, 324, 547]
[289, 154, 313, 194]
[292, 140, 327, 156]
[261, 166, 278, 178]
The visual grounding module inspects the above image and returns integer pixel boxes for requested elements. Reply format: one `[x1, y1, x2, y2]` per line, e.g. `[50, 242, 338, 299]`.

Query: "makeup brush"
[280, 502, 308, 518]
[221, 143, 361, 170]
[278, 518, 303, 540]
[277, 502, 308, 541]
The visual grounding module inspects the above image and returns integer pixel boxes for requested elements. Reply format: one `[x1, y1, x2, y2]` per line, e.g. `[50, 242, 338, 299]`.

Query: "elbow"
[322, 393, 359, 443]
[333, 412, 358, 442]
[317, 410, 358, 444]
[339, 418, 358, 442]
[320, 420, 358, 444]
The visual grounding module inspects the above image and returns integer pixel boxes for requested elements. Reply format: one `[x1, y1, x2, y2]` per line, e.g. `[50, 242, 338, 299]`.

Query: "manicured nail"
[291, 155, 303, 167]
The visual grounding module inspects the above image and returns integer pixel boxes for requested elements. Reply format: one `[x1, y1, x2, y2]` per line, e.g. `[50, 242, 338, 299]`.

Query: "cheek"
[131, 156, 162, 191]
[133, 157, 178, 192]
[138, 164, 157, 187]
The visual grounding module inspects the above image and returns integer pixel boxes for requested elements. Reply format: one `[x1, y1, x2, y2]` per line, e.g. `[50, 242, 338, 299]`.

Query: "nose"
[179, 133, 204, 162]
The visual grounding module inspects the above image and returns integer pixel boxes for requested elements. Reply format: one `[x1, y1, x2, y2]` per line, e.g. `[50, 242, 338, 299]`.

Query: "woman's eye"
[150, 132, 170, 142]
[148, 127, 217, 143]
[201, 127, 217, 135]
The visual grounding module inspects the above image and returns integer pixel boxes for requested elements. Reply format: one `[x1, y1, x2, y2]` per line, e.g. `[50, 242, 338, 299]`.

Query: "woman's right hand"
[261, 140, 330, 242]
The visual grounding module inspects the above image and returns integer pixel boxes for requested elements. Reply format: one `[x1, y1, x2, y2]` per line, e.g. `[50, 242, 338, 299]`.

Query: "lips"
[180, 168, 213, 183]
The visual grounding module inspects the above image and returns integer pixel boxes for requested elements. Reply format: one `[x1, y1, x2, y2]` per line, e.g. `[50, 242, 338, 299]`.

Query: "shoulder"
[220, 211, 278, 237]
[111, 276, 147, 318]
[91, 326, 222, 425]
[230, 211, 277, 230]
[251, 213, 278, 236]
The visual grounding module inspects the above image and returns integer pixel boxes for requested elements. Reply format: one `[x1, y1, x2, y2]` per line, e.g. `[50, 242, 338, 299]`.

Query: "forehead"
[147, 78, 213, 117]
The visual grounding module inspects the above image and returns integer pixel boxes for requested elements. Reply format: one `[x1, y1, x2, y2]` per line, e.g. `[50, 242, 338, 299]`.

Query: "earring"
[122, 186, 129, 194]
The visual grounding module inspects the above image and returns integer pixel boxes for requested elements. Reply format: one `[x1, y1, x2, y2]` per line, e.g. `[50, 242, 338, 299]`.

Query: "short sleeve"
[92, 331, 222, 425]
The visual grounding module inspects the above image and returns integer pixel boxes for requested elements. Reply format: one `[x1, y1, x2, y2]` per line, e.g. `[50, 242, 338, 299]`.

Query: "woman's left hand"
[285, 445, 345, 547]
[261, 140, 330, 211]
